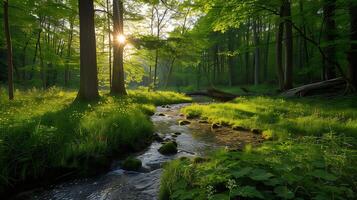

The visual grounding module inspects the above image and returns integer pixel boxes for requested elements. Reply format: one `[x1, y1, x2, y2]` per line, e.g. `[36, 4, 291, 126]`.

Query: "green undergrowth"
[160, 135, 356, 200]
[182, 96, 357, 140]
[0, 87, 191, 194]
[161, 95, 357, 199]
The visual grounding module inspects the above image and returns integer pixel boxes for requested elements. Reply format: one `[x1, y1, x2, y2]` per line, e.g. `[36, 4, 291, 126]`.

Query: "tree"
[253, 19, 260, 85]
[77, 0, 99, 100]
[283, 0, 293, 90]
[111, 0, 127, 95]
[3, 0, 14, 100]
[322, 0, 337, 80]
[276, 3, 284, 91]
[348, 0, 357, 89]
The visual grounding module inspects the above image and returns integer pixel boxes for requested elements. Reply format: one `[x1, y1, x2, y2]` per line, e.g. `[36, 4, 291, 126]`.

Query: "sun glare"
[117, 34, 126, 44]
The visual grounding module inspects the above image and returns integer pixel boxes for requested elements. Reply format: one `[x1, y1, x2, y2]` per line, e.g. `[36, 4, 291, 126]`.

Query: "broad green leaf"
[249, 169, 274, 181]
[309, 169, 338, 181]
[232, 186, 265, 199]
[274, 186, 295, 199]
[212, 193, 229, 200]
[231, 166, 252, 178]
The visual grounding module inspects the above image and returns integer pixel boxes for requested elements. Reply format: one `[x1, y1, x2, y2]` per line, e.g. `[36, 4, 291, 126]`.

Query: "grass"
[182, 96, 357, 140]
[0, 87, 191, 194]
[160, 96, 357, 200]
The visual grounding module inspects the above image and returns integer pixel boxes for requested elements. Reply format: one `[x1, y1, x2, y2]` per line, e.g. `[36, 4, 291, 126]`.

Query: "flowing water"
[32, 103, 223, 200]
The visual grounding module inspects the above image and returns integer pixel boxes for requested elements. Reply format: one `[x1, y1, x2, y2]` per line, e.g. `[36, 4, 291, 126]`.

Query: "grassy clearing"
[161, 96, 357, 200]
[0, 88, 191, 194]
[182, 96, 357, 140]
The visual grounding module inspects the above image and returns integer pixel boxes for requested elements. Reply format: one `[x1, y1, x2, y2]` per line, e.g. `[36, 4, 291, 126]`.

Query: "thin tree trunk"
[164, 57, 176, 89]
[3, 0, 14, 100]
[283, 0, 293, 90]
[264, 20, 271, 81]
[348, 1, 357, 89]
[21, 37, 31, 80]
[65, 18, 74, 87]
[153, 49, 159, 89]
[253, 19, 260, 85]
[228, 30, 235, 86]
[38, 32, 46, 88]
[322, 0, 337, 80]
[77, 0, 99, 100]
[276, 4, 284, 91]
[245, 21, 251, 84]
[106, 0, 112, 88]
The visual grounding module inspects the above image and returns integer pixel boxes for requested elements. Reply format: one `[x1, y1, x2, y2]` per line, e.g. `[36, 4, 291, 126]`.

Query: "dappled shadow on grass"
[183, 95, 357, 140]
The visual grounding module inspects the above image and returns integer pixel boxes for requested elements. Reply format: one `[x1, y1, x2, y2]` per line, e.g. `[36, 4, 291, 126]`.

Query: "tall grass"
[0, 87, 191, 194]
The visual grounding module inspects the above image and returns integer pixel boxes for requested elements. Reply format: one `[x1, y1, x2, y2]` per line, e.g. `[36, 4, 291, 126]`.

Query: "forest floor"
[160, 95, 357, 200]
[0, 88, 191, 196]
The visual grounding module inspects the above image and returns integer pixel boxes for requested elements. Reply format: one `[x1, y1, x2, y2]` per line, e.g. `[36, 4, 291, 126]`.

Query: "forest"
[0, 0, 356, 199]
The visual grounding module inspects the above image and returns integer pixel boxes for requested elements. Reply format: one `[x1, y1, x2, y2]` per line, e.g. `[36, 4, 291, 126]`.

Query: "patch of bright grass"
[0, 87, 191, 193]
[161, 95, 357, 200]
[182, 96, 357, 139]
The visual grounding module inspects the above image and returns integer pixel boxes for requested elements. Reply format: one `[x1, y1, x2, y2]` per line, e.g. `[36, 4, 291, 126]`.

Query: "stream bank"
[28, 102, 263, 200]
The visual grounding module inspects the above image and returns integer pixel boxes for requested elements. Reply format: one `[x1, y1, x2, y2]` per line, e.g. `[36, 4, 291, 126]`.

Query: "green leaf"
[249, 169, 274, 181]
[232, 186, 264, 199]
[274, 186, 295, 199]
[309, 169, 338, 181]
[231, 167, 252, 178]
[212, 193, 229, 200]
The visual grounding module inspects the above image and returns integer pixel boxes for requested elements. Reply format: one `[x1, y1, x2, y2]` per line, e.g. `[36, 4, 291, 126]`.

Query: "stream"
[32, 103, 224, 200]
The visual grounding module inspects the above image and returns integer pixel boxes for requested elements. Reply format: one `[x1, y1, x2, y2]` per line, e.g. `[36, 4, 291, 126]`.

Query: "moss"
[178, 120, 191, 126]
[158, 142, 178, 155]
[121, 157, 142, 171]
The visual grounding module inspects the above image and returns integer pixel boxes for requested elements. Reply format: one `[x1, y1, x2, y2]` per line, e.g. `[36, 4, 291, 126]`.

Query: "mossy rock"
[158, 142, 178, 155]
[122, 157, 142, 171]
[198, 120, 209, 124]
[179, 120, 191, 126]
[211, 123, 222, 129]
[251, 128, 263, 134]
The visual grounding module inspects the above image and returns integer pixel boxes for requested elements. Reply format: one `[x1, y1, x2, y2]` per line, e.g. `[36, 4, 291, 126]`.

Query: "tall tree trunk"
[245, 21, 251, 84]
[228, 29, 236, 86]
[3, 0, 14, 100]
[65, 19, 74, 87]
[264, 20, 271, 81]
[106, 0, 112, 88]
[111, 0, 127, 95]
[164, 57, 176, 89]
[30, 29, 42, 80]
[77, 0, 99, 100]
[253, 19, 260, 85]
[38, 32, 46, 88]
[153, 49, 159, 89]
[322, 0, 337, 80]
[276, 4, 285, 91]
[348, 1, 357, 89]
[21, 37, 31, 80]
[283, 0, 293, 90]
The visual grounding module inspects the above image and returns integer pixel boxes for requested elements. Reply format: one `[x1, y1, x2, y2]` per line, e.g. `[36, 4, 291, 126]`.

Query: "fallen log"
[281, 77, 348, 97]
[187, 88, 239, 101]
